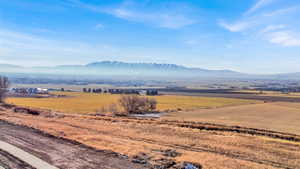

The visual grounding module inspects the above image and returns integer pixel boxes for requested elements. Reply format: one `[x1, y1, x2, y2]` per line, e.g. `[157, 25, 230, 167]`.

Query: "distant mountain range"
[0, 61, 299, 80]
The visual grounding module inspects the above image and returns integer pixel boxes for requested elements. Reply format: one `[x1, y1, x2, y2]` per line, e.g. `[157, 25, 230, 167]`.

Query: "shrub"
[118, 95, 157, 114]
[0, 76, 9, 103]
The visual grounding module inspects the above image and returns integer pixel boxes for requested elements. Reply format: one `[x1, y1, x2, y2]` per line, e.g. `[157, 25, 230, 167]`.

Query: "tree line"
[0, 76, 9, 103]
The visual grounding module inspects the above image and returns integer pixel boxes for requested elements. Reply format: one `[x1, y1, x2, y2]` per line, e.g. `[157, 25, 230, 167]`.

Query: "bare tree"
[118, 95, 157, 114]
[147, 98, 157, 111]
[0, 76, 9, 103]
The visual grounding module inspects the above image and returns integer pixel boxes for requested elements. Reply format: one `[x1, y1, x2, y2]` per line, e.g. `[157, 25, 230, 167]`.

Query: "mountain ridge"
[0, 61, 238, 72]
[0, 61, 299, 80]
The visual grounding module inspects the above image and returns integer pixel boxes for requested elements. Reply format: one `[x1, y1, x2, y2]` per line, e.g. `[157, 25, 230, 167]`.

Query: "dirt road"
[0, 120, 145, 169]
[0, 140, 59, 169]
[0, 149, 35, 169]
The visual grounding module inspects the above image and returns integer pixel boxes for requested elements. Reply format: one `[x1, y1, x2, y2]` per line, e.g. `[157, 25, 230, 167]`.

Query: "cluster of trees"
[100, 95, 158, 116]
[83, 88, 102, 93]
[146, 90, 158, 96]
[119, 95, 157, 114]
[0, 76, 9, 103]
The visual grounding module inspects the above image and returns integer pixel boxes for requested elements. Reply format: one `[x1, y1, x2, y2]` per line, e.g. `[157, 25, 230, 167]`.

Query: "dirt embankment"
[0, 104, 300, 169]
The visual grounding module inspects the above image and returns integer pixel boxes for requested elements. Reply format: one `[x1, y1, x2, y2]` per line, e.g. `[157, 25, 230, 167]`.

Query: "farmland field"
[6, 91, 300, 135]
[236, 90, 300, 98]
[163, 102, 300, 134]
[2, 91, 300, 168]
[0, 104, 299, 169]
[6, 92, 260, 114]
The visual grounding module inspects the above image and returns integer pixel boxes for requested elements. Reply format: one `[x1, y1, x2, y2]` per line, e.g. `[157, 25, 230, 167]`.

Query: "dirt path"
[0, 149, 35, 169]
[0, 140, 58, 169]
[0, 120, 145, 169]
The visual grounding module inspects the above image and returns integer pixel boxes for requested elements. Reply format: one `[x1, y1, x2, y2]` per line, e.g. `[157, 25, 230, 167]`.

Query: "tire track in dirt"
[0, 140, 59, 169]
[0, 149, 35, 169]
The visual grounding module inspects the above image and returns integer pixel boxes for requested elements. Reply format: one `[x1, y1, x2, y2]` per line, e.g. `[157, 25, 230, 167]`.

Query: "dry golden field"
[6, 92, 260, 114]
[163, 102, 300, 135]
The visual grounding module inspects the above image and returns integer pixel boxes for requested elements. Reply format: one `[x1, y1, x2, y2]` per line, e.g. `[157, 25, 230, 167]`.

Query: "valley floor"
[0, 105, 299, 169]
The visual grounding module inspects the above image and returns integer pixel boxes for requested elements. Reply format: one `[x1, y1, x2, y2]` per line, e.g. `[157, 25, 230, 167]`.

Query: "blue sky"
[0, 0, 299, 74]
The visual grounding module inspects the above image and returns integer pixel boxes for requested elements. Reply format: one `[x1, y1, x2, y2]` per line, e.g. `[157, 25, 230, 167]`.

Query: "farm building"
[10, 88, 49, 95]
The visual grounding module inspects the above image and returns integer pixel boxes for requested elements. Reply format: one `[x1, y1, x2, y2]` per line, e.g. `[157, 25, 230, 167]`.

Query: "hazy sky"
[0, 0, 299, 74]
